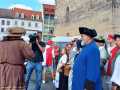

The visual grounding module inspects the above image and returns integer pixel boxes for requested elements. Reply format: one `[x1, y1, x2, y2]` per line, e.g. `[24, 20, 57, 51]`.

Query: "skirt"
[0, 63, 25, 90]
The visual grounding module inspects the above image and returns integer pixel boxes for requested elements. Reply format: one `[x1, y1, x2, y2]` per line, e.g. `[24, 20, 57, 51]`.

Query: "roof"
[0, 8, 13, 18]
[43, 4, 55, 15]
[0, 8, 42, 21]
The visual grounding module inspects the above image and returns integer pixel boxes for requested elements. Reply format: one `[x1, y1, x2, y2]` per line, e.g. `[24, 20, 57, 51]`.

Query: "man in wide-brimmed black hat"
[95, 35, 109, 90]
[72, 27, 102, 90]
[94, 36, 108, 66]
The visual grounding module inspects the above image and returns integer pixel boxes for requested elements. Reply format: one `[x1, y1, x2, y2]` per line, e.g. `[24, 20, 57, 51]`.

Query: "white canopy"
[52, 36, 71, 42]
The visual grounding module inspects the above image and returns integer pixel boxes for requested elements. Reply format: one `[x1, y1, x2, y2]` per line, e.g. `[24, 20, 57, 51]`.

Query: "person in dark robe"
[72, 27, 102, 90]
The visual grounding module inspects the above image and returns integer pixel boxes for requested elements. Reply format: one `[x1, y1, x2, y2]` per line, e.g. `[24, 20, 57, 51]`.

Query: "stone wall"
[55, 0, 120, 36]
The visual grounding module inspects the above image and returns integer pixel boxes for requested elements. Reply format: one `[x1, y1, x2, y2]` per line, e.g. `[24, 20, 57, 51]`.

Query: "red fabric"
[107, 34, 114, 41]
[107, 47, 119, 76]
[47, 40, 54, 45]
[54, 45, 59, 56]
[46, 47, 53, 66]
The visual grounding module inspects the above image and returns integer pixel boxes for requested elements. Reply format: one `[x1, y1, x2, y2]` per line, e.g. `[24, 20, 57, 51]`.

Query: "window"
[15, 13, 19, 18]
[65, 6, 70, 22]
[44, 27, 49, 32]
[35, 23, 38, 27]
[1, 28, 4, 32]
[50, 15, 54, 20]
[28, 22, 31, 27]
[112, 0, 119, 8]
[36, 15, 40, 20]
[1, 20, 5, 25]
[49, 20, 54, 25]
[21, 21, 24, 26]
[19, 14, 21, 18]
[31, 15, 36, 20]
[32, 15, 34, 20]
[34, 16, 36, 20]
[15, 21, 18, 25]
[21, 13, 24, 18]
[44, 15, 49, 19]
[44, 20, 49, 24]
[15, 13, 22, 18]
[49, 30, 53, 34]
[39, 16, 41, 20]
[7, 21, 10, 25]
[49, 27, 54, 32]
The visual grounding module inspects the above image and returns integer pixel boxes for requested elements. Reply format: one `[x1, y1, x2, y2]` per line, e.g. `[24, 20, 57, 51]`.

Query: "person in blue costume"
[72, 27, 102, 90]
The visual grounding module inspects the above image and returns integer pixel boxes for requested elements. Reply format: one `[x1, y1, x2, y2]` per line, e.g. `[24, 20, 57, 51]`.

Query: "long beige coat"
[0, 40, 35, 90]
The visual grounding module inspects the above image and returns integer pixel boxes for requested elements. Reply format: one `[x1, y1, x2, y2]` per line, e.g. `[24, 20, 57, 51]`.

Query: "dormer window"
[15, 13, 19, 18]
[31, 15, 34, 20]
[36, 15, 40, 20]
[21, 13, 24, 19]
[31, 15, 36, 20]
[34, 16, 36, 20]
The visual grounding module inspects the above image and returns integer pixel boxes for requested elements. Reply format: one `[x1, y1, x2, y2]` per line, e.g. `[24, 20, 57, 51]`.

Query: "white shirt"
[111, 55, 120, 86]
[42, 45, 55, 66]
[99, 46, 108, 60]
[57, 54, 67, 70]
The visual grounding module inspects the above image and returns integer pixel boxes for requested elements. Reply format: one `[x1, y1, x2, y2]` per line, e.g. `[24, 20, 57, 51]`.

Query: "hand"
[57, 68, 62, 72]
[42, 62, 46, 66]
[36, 38, 39, 45]
[36, 39, 43, 52]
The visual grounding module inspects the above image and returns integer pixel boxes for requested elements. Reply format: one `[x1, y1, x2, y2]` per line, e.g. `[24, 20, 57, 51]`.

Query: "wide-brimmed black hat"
[79, 27, 97, 37]
[94, 36, 105, 43]
[114, 33, 120, 40]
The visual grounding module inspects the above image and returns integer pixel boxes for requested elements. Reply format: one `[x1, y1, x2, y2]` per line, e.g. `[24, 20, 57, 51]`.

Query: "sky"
[0, 0, 55, 11]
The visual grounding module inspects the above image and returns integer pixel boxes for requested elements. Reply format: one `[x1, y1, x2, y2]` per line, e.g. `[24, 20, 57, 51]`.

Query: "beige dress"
[0, 40, 35, 90]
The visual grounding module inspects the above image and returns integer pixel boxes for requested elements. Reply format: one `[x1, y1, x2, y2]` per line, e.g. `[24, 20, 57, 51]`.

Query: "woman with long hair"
[55, 46, 70, 90]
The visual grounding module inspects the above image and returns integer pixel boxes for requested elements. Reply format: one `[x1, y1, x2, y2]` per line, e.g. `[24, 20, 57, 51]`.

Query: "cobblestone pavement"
[27, 71, 56, 90]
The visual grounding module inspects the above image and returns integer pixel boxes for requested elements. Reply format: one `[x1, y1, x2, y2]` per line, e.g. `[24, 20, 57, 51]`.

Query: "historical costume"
[111, 54, 120, 86]
[111, 34, 120, 90]
[95, 36, 108, 74]
[0, 27, 35, 90]
[42, 40, 55, 83]
[107, 47, 119, 76]
[72, 27, 102, 90]
[95, 36, 109, 90]
[55, 48, 69, 90]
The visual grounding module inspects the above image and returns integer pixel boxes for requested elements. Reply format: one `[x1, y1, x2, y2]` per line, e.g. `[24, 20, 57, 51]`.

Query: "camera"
[76, 39, 85, 49]
[29, 33, 39, 43]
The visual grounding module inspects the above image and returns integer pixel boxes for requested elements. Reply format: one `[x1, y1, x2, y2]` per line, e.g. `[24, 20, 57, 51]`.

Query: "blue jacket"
[72, 41, 102, 90]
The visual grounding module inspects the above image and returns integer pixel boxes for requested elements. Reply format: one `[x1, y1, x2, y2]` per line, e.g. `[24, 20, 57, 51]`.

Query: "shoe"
[53, 80, 55, 84]
[42, 80, 46, 84]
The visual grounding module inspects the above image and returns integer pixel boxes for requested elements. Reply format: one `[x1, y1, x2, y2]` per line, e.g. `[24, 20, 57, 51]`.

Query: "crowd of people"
[54, 27, 120, 90]
[0, 27, 120, 90]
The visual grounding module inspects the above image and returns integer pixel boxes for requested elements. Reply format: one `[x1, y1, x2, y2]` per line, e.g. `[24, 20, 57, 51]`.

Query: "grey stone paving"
[29, 80, 56, 90]
[27, 71, 56, 90]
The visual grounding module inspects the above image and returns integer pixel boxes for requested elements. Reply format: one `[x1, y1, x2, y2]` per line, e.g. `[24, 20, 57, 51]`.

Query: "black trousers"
[58, 72, 68, 90]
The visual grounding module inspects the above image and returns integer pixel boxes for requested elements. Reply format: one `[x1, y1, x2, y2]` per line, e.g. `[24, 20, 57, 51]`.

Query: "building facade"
[0, 18, 42, 33]
[0, 8, 42, 35]
[43, 4, 55, 41]
[55, 0, 120, 36]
